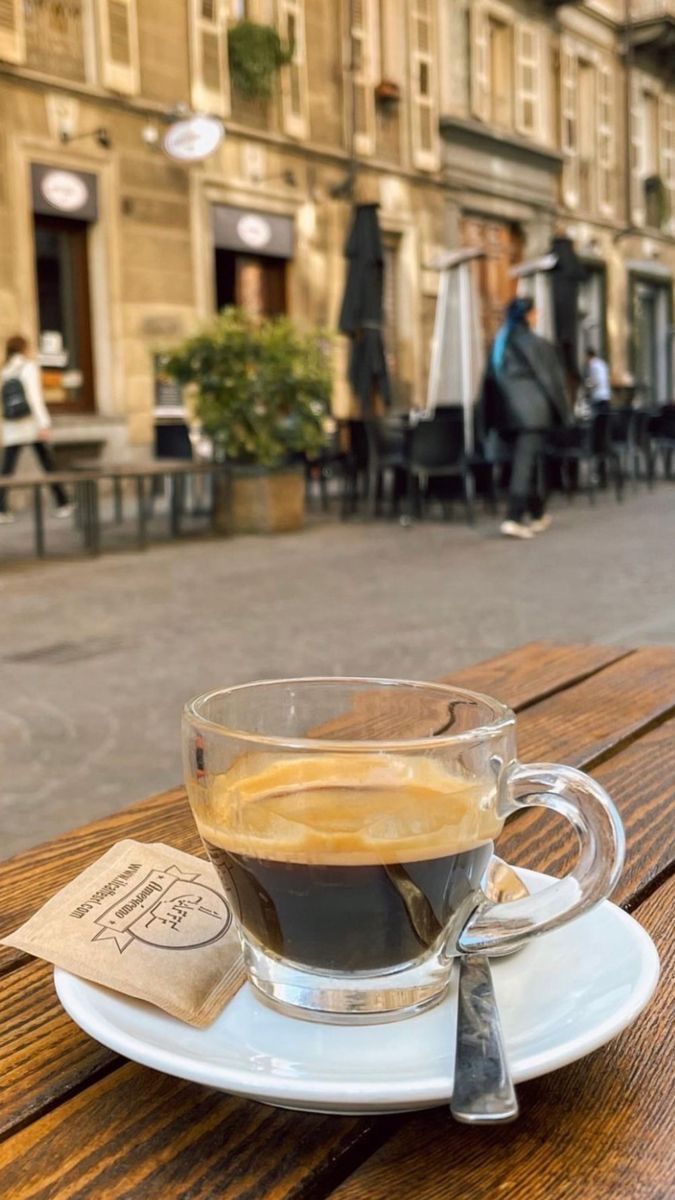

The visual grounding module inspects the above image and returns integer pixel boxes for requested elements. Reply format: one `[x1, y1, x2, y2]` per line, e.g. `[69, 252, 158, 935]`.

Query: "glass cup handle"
[457, 761, 626, 955]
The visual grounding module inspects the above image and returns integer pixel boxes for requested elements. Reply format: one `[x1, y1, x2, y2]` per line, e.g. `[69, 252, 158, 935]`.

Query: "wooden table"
[0, 641, 673, 1199]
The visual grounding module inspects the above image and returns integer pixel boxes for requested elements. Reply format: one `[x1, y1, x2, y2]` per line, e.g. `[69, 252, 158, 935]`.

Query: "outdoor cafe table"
[0, 641, 673, 1199]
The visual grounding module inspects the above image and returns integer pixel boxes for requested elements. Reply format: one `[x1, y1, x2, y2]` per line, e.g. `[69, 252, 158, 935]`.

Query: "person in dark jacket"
[481, 297, 569, 539]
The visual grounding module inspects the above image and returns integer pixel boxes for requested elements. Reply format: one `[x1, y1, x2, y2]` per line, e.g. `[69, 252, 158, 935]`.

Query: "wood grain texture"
[0, 642, 626, 976]
[498, 714, 675, 910]
[322, 876, 675, 1200]
[441, 641, 630, 712]
[513, 646, 675, 769]
[0, 1062, 399, 1200]
[0, 788, 201, 975]
[0, 961, 116, 1138]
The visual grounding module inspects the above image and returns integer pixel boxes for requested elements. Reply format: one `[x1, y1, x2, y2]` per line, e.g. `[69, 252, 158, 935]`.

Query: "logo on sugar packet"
[82, 864, 231, 953]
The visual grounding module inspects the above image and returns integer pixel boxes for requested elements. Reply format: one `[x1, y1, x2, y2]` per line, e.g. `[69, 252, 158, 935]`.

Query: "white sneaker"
[530, 514, 553, 534]
[56, 504, 75, 519]
[500, 519, 534, 540]
[0, 512, 15, 524]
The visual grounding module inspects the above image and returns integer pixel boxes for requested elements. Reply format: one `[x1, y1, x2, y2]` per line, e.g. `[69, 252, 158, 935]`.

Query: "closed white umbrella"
[424, 248, 486, 454]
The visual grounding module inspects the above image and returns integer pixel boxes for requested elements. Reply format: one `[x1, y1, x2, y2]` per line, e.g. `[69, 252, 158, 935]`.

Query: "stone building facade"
[0, 1, 673, 459]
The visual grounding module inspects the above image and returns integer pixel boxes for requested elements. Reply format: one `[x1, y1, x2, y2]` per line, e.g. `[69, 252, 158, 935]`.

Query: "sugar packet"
[2, 840, 244, 1027]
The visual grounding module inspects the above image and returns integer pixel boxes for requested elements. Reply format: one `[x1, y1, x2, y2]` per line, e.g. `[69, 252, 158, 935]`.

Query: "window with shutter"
[488, 17, 513, 129]
[346, 0, 377, 156]
[515, 22, 539, 140]
[0, 0, 24, 64]
[279, 0, 308, 138]
[597, 63, 615, 215]
[578, 60, 596, 213]
[560, 42, 579, 209]
[99, 0, 139, 95]
[470, 4, 490, 123]
[630, 74, 647, 226]
[189, 0, 229, 117]
[662, 95, 675, 235]
[410, 0, 438, 169]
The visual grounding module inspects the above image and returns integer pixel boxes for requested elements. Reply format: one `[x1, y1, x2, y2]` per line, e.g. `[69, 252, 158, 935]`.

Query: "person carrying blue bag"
[479, 297, 570, 540]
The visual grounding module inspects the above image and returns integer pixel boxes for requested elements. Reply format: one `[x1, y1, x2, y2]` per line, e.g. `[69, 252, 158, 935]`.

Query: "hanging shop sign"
[31, 163, 99, 221]
[212, 204, 294, 259]
[163, 115, 224, 163]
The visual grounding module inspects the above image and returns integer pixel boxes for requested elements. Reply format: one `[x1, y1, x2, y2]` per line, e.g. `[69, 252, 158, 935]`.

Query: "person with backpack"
[0, 334, 72, 523]
[480, 297, 570, 540]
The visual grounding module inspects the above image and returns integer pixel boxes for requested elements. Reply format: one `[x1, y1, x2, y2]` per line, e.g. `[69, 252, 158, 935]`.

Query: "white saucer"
[54, 869, 660, 1114]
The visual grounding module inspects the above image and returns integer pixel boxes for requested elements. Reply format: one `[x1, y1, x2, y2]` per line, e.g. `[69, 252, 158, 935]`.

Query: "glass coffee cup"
[183, 678, 624, 1023]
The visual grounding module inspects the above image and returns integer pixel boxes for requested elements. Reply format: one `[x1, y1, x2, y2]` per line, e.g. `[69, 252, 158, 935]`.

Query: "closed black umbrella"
[339, 203, 391, 414]
[550, 236, 588, 384]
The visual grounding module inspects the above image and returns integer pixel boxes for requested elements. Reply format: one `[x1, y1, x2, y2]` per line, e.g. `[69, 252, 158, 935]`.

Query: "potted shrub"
[165, 309, 332, 534]
[228, 21, 292, 100]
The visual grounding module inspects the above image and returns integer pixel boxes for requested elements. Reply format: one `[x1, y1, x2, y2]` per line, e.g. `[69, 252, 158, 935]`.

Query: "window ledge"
[439, 114, 563, 169]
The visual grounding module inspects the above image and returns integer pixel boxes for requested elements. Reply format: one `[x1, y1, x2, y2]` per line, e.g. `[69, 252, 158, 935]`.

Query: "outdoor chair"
[341, 419, 372, 516]
[546, 413, 623, 504]
[304, 425, 352, 515]
[628, 409, 656, 486]
[363, 416, 410, 518]
[407, 412, 475, 524]
[651, 404, 675, 479]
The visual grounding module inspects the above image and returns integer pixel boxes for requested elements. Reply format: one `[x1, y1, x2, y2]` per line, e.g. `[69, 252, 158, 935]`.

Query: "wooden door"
[215, 250, 287, 318]
[33, 214, 95, 413]
[461, 216, 524, 347]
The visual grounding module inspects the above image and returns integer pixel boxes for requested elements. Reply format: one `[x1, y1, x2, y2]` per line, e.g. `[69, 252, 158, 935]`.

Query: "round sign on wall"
[236, 213, 272, 250]
[163, 115, 224, 163]
[41, 170, 89, 213]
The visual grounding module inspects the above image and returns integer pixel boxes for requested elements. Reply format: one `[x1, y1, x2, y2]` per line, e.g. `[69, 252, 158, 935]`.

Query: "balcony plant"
[165, 308, 332, 533]
[374, 79, 401, 109]
[227, 21, 292, 100]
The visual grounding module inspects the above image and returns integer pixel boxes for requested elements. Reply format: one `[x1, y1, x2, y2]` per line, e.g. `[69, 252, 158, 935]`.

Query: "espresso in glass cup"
[183, 679, 624, 1023]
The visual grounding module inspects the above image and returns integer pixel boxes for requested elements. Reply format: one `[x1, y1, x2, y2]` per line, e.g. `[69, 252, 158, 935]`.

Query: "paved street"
[1, 485, 674, 858]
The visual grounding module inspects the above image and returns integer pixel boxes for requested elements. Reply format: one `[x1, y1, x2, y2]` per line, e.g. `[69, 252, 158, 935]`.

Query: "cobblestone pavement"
[1, 485, 674, 858]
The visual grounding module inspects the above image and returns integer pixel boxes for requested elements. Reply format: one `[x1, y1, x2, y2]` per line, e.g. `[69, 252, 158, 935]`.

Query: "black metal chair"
[407, 412, 475, 524]
[651, 404, 675, 480]
[304, 425, 352, 515]
[629, 409, 656, 486]
[546, 413, 623, 504]
[363, 416, 411, 518]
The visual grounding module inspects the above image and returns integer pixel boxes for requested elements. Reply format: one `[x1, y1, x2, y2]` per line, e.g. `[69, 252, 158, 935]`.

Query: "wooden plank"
[0, 788, 200, 975]
[1, 688, 672, 1142]
[0, 960, 115, 1138]
[325, 875, 675, 1200]
[498, 714, 675, 911]
[0, 1062, 399, 1200]
[514, 646, 675, 770]
[0, 642, 625, 976]
[442, 640, 630, 712]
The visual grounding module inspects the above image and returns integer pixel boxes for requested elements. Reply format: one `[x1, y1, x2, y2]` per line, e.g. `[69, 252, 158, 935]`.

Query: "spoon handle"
[450, 954, 519, 1124]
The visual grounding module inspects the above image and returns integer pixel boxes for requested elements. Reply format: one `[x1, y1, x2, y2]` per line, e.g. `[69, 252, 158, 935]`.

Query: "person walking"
[480, 297, 569, 540]
[584, 347, 612, 413]
[0, 335, 72, 523]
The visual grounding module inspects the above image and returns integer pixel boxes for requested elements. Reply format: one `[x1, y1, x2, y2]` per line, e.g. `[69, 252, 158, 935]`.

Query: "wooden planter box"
[214, 464, 305, 535]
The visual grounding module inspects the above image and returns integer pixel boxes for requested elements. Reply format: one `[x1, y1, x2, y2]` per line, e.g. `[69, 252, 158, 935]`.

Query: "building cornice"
[439, 115, 564, 170]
